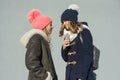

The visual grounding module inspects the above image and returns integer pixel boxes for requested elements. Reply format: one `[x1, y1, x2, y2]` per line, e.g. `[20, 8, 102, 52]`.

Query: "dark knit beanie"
[61, 4, 79, 23]
[61, 9, 78, 23]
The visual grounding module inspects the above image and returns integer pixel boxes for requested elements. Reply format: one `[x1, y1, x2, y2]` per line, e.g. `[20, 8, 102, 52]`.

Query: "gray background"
[0, 0, 120, 80]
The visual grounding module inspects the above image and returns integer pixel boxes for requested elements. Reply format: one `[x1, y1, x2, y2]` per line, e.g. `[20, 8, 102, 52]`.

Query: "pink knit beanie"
[28, 9, 52, 30]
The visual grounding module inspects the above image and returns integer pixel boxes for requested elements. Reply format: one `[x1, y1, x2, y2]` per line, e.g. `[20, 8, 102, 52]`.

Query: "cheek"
[48, 27, 52, 32]
[50, 26, 53, 30]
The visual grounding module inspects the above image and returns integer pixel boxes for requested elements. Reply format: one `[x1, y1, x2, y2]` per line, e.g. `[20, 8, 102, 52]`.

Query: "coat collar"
[20, 29, 49, 47]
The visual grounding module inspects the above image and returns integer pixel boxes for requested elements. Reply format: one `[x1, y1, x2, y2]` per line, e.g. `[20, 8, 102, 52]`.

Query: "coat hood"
[20, 29, 49, 47]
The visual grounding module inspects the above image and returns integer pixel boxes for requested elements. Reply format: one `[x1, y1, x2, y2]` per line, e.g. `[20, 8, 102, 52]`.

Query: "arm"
[61, 46, 69, 62]
[61, 35, 70, 62]
[26, 35, 48, 79]
[81, 29, 93, 55]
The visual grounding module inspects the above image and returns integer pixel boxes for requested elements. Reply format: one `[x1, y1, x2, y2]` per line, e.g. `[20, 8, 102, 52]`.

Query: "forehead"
[63, 20, 70, 23]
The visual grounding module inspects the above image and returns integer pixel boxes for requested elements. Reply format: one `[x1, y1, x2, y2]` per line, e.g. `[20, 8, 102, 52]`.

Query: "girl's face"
[44, 22, 53, 35]
[59, 21, 80, 37]
[63, 21, 70, 30]
[63, 21, 74, 32]
[63, 20, 79, 34]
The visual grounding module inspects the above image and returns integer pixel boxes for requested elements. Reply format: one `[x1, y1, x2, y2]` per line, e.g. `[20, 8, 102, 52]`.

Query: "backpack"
[92, 45, 100, 70]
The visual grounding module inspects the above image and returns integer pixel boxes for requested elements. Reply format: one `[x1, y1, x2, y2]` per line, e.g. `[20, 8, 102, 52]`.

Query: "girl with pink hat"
[20, 9, 58, 80]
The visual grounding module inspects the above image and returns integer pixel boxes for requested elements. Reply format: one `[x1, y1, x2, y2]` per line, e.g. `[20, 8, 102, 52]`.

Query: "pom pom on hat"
[28, 9, 52, 30]
[28, 9, 41, 23]
[68, 4, 80, 11]
[61, 4, 79, 23]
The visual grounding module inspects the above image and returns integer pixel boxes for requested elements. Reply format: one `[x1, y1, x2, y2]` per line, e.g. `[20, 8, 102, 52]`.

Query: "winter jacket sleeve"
[25, 34, 48, 79]
[81, 29, 93, 55]
[61, 46, 69, 62]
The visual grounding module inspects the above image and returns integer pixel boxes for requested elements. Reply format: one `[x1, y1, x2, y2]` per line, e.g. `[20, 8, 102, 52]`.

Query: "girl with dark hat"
[59, 4, 96, 80]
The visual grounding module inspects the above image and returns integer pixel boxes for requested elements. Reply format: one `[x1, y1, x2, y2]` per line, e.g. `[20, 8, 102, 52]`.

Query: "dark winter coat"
[20, 29, 58, 80]
[61, 28, 95, 80]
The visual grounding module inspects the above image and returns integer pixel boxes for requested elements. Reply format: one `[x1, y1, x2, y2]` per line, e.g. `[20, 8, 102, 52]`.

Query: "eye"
[50, 22, 52, 26]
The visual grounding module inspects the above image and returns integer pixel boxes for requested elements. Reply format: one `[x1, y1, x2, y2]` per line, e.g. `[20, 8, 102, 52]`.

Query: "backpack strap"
[78, 31, 83, 43]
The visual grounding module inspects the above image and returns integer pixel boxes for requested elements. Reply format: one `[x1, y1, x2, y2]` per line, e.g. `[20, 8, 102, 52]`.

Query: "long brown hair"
[59, 21, 84, 37]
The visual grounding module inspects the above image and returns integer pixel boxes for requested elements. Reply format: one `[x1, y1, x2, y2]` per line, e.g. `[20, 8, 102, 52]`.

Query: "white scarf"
[63, 24, 89, 42]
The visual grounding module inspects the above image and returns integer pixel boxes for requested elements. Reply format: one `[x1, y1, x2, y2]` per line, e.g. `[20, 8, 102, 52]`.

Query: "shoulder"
[26, 34, 44, 48]
[82, 28, 91, 34]
[20, 29, 48, 47]
[81, 28, 93, 39]
[29, 34, 44, 43]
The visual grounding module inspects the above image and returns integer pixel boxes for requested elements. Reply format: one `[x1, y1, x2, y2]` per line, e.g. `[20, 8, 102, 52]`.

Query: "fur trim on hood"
[20, 29, 49, 47]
